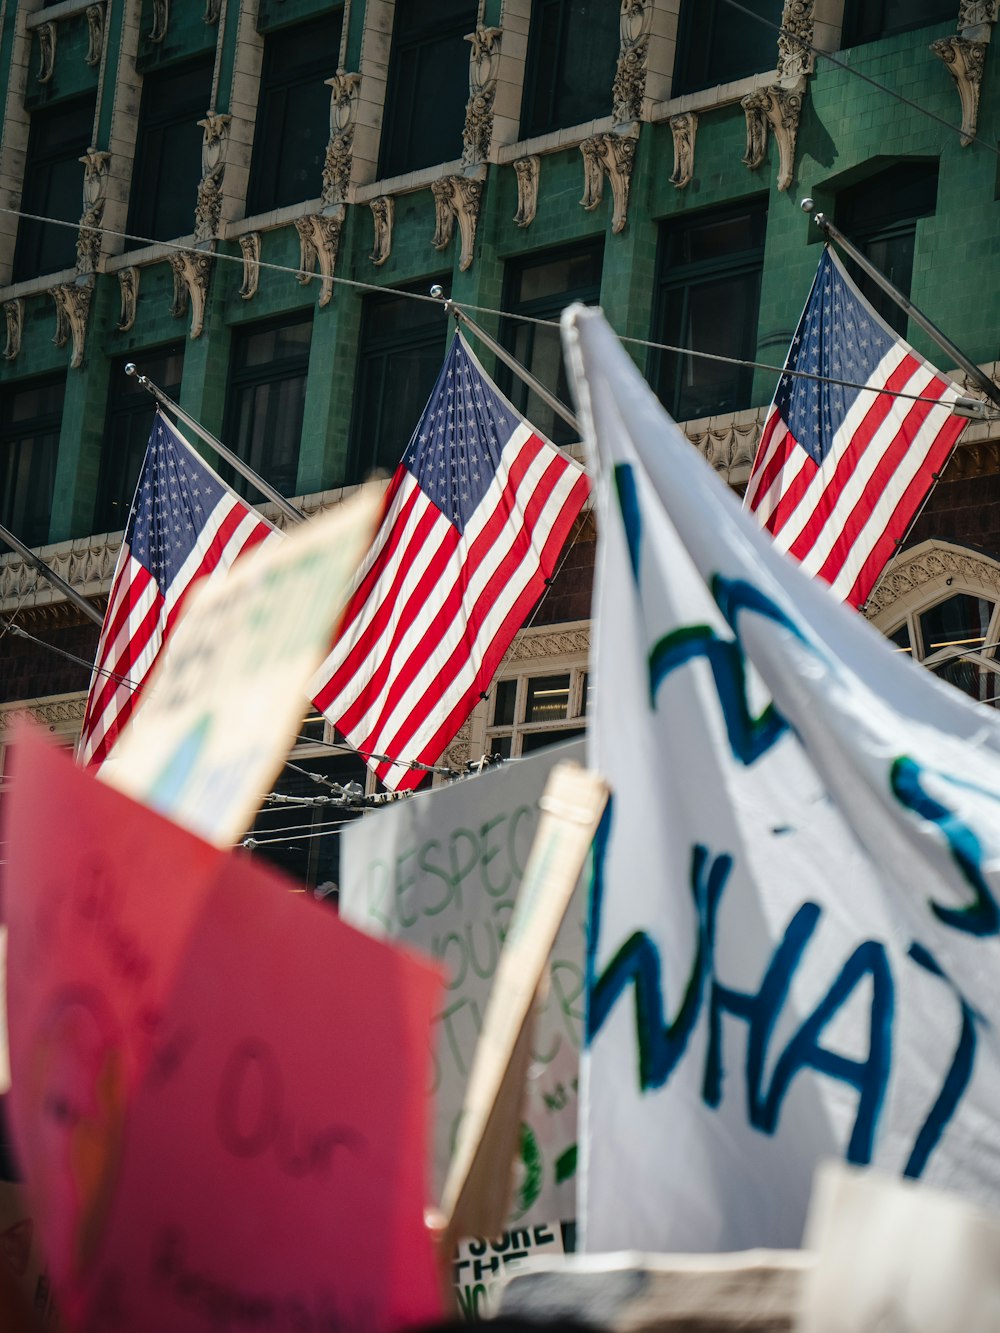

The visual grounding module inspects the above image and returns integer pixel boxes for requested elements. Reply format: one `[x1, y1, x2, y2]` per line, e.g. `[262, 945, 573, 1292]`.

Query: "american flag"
[310, 333, 589, 792]
[744, 247, 966, 609]
[78, 412, 279, 766]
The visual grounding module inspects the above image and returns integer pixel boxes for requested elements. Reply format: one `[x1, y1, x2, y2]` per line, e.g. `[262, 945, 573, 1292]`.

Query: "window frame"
[840, 0, 956, 47]
[519, 0, 619, 140]
[649, 197, 768, 423]
[484, 656, 590, 760]
[12, 94, 95, 282]
[0, 374, 66, 551]
[672, 0, 785, 98]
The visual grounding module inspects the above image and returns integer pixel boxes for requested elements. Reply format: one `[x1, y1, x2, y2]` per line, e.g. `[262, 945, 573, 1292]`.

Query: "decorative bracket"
[431, 174, 483, 271]
[369, 197, 393, 266]
[322, 71, 361, 208]
[668, 112, 697, 189]
[204, 0, 221, 22]
[77, 148, 111, 276]
[149, 0, 169, 43]
[612, 0, 652, 125]
[931, 36, 987, 145]
[194, 112, 231, 244]
[238, 233, 261, 300]
[51, 278, 95, 369]
[776, 0, 815, 78]
[117, 267, 139, 331]
[3, 299, 24, 362]
[168, 251, 213, 338]
[513, 155, 540, 227]
[462, 25, 502, 166]
[579, 125, 639, 233]
[36, 22, 56, 83]
[959, 1, 998, 38]
[741, 82, 804, 191]
[294, 208, 344, 306]
[85, 4, 105, 66]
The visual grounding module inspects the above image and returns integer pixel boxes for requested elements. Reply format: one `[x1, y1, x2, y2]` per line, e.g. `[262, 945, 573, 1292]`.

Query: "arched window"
[866, 541, 1000, 709]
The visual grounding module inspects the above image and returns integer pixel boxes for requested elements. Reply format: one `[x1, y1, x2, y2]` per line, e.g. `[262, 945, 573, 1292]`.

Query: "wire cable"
[0, 205, 978, 407]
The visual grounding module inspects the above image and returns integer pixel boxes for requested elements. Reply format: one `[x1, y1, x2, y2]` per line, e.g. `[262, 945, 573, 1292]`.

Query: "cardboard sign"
[3, 727, 443, 1332]
[101, 487, 381, 847]
[440, 762, 608, 1248]
[340, 740, 587, 1230]
[453, 1222, 564, 1322]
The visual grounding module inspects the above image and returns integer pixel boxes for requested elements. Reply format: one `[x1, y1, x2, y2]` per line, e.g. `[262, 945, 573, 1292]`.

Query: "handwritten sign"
[101, 486, 381, 847]
[340, 740, 587, 1230]
[566, 305, 1000, 1254]
[3, 727, 443, 1331]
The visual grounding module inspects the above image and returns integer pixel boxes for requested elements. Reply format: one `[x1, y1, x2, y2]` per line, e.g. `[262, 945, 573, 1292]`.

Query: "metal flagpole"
[124, 365, 307, 524]
[0, 521, 105, 626]
[430, 286, 582, 436]
[802, 199, 1000, 413]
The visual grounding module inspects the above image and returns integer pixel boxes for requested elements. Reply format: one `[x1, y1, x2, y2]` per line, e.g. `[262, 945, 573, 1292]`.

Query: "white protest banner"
[340, 740, 586, 1229]
[562, 305, 1000, 1254]
[101, 487, 381, 846]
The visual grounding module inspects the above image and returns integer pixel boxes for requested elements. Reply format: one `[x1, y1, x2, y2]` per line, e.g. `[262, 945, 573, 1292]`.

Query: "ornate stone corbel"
[76, 148, 111, 276]
[149, 0, 169, 43]
[3, 299, 23, 362]
[117, 267, 139, 331]
[513, 155, 540, 227]
[321, 71, 361, 208]
[238, 233, 260, 300]
[37, 22, 56, 83]
[295, 209, 344, 306]
[932, 36, 987, 145]
[168, 251, 213, 338]
[204, 0, 221, 23]
[369, 197, 393, 266]
[51, 278, 94, 369]
[578, 126, 638, 233]
[194, 112, 230, 244]
[612, 1, 652, 125]
[959, 1, 998, 37]
[431, 175, 483, 271]
[85, 4, 105, 66]
[740, 84, 803, 191]
[462, 25, 502, 166]
[777, 0, 815, 78]
[668, 112, 697, 189]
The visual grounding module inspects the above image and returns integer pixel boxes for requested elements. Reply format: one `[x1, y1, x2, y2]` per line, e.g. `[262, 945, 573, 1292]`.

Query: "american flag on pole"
[744, 246, 966, 609]
[310, 333, 590, 792]
[78, 411, 279, 767]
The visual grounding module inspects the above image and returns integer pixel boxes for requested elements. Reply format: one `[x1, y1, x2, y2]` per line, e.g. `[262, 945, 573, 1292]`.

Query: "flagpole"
[124, 366, 307, 525]
[0, 520, 105, 626]
[430, 288, 582, 436]
[802, 199, 1000, 413]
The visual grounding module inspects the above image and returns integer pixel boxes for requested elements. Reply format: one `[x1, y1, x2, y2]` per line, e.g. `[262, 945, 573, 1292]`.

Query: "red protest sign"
[3, 725, 443, 1332]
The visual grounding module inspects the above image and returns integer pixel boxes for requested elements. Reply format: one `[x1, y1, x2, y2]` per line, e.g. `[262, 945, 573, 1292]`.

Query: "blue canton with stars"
[127, 413, 230, 588]
[404, 335, 519, 535]
[774, 249, 896, 466]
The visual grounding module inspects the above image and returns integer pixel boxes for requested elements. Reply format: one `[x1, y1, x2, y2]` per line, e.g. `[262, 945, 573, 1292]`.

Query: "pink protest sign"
[3, 727, 444, 1331]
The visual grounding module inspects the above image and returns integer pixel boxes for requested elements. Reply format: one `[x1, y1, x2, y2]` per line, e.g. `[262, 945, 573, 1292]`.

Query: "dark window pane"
[0, 376, 66, 550]
[525, 674, 571, 723]
[127, 58, 213, 243]
[520, 0, 619, 138]
[350, 280, 450, 480]
[247, 11, 343, 214]
[379, 1, 477, 177]
[919, 594, 994, 656]
[96, 346, 184, 533]
[493, 679, 517, 726]
[837, 162, 938, 335]
[842, 0, 954, 45]
[651, 201, 767, 421]
[13, 97, 95, 281]
[223, 315, 312, 499]
[501, 242, 603, 445]
[520, 726, 585, 753]
[673, 0, 783, 97]
[889, 623, 912, 653]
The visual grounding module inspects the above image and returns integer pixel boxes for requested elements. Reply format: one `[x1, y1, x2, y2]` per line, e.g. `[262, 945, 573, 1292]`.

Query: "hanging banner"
[563, 305, 1000, 1255]
[340, 740, 587, 1230]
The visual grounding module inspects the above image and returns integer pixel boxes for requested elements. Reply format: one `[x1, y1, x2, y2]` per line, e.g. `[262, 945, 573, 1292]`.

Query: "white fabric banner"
[563, 306, 1000, 1254]
[340, 741, 585, 1229]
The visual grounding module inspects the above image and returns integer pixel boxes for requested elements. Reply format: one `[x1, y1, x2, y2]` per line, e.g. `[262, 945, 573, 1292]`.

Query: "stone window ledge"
[649, 71, 780, 124]
[0, 265, 78, 302]
[495, 114, 618, 165]
[27, 0, 95, 27]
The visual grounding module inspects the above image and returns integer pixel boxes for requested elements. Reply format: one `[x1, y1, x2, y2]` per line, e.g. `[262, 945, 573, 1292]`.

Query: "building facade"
[2, 0, 1000, 884]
